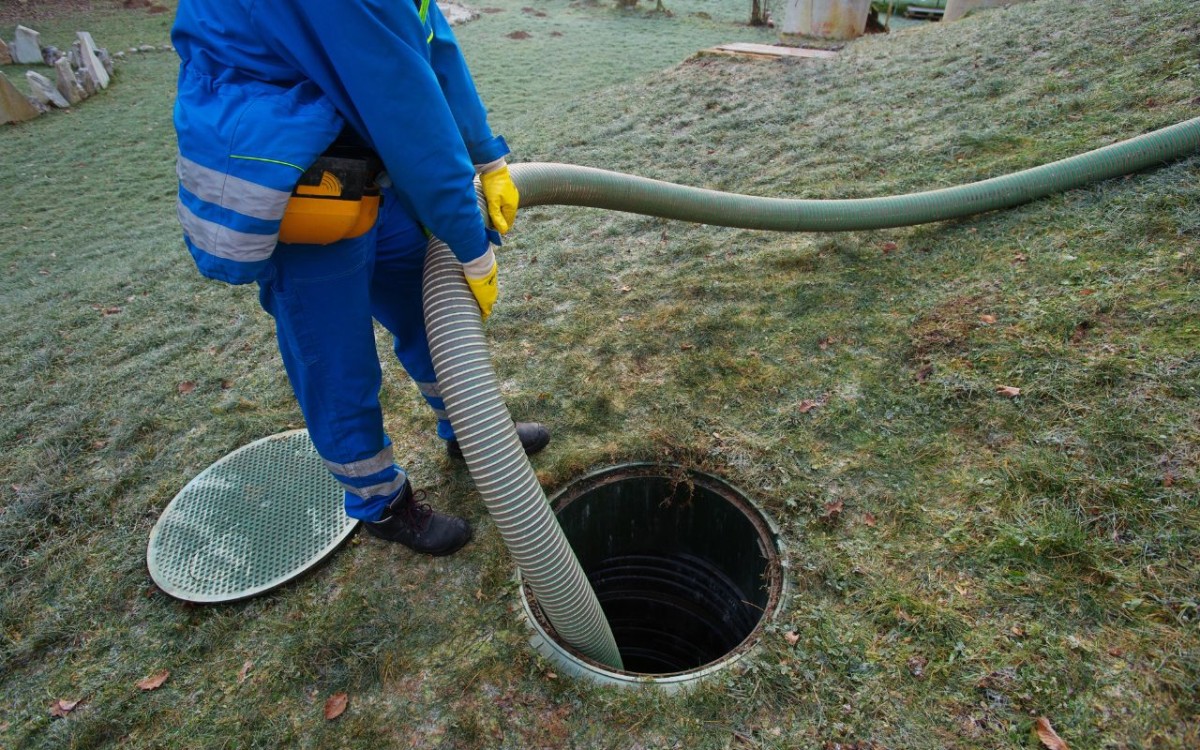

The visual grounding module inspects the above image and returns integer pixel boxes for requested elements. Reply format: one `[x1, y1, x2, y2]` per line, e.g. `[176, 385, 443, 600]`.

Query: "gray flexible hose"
[422, 236, 624, 670]
[422, 116, 1199, 673]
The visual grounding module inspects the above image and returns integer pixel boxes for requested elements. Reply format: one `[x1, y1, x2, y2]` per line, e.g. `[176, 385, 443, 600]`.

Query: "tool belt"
[278, 144, 383, 245]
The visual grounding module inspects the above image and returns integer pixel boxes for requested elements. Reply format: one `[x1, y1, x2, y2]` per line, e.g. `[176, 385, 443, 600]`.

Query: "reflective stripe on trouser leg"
[370, 194, 456, 441]
[257, 230, 405, 522]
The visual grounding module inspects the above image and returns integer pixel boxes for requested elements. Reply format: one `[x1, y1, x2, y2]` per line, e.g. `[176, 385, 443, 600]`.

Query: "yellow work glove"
[478, 158, 519, 234]
[462, 248, 498, 320]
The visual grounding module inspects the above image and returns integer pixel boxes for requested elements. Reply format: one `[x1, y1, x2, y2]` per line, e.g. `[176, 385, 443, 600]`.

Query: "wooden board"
[706, 42, 839, 60]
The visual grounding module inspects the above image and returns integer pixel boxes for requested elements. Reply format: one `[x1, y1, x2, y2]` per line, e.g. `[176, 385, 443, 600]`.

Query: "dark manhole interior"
[535, 465, 781, 676]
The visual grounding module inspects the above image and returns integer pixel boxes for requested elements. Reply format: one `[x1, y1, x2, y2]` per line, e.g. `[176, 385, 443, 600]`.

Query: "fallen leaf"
[881, 241, 898, 254]
[177, 381, 196, 395]
[996, 385, 1021, 398]
[137, 670, 169, 691]
[237, 660, 253, 684]
[323, 692, 348, 721]
[1034, 717, 1070, 750]
[798, 399, 820, 413]
[916, 365, 934, 383]
[1078, 288, 1095, 296]
[818, 336, 835, 350]
[680, 343, 694, 350]
[545, 671, 557, 680]
[907, 655, 927, 678]
[1163, 472, 1174, 488]
[784, 630, 800, 646]
[1013, 253, 1029, 263]
[979, 314, 997, 325]
[620, 285, 632, 293]
[863, 512, 877, 527]
[819, 500, 843, 523]
[49, 698, 79, 717]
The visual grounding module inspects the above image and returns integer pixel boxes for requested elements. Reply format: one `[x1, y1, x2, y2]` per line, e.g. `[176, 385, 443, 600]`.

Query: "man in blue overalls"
[171, 0, 549, 556]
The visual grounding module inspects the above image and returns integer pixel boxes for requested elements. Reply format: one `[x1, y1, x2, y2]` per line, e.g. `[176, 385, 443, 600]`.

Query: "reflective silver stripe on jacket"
[177, 155, 293, 220]
[177, 201, 278, 262]
[322, 445, 395, 479]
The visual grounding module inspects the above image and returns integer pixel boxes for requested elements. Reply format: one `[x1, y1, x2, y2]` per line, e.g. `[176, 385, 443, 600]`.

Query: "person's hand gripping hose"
[478, 158, 519, 234]
[462, 248, 498, 320]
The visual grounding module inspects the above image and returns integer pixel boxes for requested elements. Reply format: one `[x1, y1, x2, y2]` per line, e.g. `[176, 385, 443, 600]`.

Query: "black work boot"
[446, 421, 551, 460]
[363, 482, 472, 556]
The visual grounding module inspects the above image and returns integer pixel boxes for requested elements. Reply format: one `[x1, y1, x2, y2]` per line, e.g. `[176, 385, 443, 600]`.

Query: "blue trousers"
[257, 190, 453, 522]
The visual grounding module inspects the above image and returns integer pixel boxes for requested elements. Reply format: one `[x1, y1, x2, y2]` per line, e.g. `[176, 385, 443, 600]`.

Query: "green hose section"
[509, 116, 1200, 231]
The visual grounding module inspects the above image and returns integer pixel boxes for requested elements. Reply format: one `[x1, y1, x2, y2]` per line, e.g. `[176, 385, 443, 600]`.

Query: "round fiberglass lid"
[147, 430, 356, 603]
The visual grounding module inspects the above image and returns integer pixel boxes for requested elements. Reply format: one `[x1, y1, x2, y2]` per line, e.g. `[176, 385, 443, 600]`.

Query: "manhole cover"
[147, 430, 356, 603]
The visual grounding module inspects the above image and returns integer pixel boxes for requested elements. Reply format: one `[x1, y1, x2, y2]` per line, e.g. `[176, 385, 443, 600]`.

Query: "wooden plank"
[709, 42, 839, 60]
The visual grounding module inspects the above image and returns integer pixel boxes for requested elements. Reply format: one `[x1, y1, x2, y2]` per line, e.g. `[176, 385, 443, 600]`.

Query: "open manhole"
[521, 464, 785, 689]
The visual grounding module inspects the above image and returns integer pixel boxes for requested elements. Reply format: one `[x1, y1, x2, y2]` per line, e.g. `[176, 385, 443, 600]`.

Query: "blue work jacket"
[172, 0, 508, 284]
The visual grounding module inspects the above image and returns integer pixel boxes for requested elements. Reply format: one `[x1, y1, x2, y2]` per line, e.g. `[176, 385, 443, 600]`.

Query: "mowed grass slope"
[2, 0, 1198, 748]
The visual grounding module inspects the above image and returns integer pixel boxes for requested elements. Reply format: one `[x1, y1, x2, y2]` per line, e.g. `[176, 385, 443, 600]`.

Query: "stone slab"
[76, 31, 110, 90]
[709, 42, 839, 60]
[27, 70, 70, 108]
[14, 25, 44, 64]
[54, 58, 85, 105]
[0, 71, 40, 124]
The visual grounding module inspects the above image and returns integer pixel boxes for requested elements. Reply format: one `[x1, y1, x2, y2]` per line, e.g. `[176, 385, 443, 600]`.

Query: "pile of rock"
[1, 25, 113, 124]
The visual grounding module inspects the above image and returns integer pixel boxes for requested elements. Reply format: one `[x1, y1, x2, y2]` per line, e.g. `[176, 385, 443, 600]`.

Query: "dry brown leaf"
[818, 337, 835, 350]
[798, 399, 820, 413]
[237, 660, 253, 684]
[1163, 472, 1174, 488]
[323, 692, 348, 721]
[49, 699, 79, 717]
[1034, 717, 1070, 750]
[819, 500, 843, 524]
[863, 512, 877, 527]
[137, 670, 169, 691]
[881, 241, 898, 254]
[177, 381, 196, 395]
[979, 314, 997, 325]
[680, 343, 694, 351]
[996, 385, 1022, 398]
[906, 655, 927, 678]
[545, 671, 558, 680]
[1078, 289, 1095, 296]
[784, 630, 800, 646]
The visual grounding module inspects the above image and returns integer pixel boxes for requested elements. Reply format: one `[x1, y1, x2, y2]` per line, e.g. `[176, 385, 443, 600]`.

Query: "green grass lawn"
[2, 0, 1198, 747]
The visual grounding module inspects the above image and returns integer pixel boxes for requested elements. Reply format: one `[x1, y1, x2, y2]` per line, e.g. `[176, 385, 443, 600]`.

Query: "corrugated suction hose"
[423, 233, 624, 670]
[423, 116, 1199, 671]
